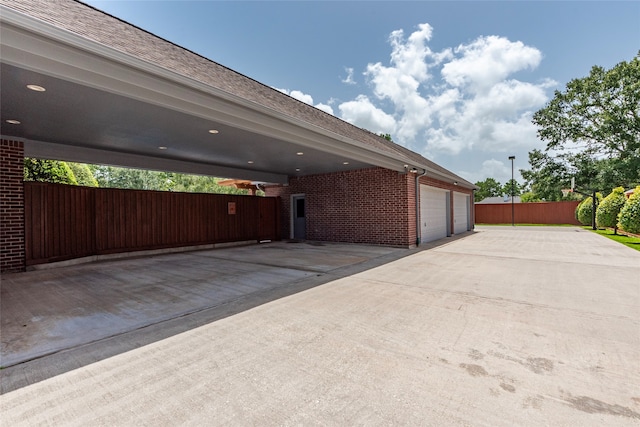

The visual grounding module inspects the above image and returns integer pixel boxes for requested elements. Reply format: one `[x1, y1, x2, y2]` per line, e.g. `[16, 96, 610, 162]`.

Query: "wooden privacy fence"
[24, 182, 280, 266]
[475, 201, 581, 225]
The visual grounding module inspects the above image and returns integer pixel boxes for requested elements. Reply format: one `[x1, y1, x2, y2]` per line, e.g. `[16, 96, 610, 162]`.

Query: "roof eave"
[1, 6, 416, 173]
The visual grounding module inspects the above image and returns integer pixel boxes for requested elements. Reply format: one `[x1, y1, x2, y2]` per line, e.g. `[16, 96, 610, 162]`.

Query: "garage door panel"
[453, 192, 470, 234]
[420, 185, 448, 243]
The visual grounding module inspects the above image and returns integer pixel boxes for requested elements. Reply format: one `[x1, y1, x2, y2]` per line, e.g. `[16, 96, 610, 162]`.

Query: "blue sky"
[84, 1, 639, 185]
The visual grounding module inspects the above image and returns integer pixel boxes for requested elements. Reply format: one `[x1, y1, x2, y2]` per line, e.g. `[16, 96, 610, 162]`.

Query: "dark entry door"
[292, 195, 306, 240]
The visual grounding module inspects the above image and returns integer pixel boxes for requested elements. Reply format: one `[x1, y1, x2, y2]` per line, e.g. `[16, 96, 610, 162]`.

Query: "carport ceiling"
[0, 6, 406, 184]
[1, 64, 370, 184]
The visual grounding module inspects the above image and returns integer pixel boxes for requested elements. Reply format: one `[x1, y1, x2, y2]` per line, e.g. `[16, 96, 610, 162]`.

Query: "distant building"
[476, 195, 522, 204]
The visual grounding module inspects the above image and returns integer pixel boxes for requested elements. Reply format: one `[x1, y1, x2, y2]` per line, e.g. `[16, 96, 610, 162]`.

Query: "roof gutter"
[0, 6, 415, 173]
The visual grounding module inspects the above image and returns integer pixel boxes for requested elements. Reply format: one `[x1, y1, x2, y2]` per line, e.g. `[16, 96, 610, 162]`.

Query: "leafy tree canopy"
[89, 165, 250, 195]
[520, 149, 581, 201]
[526, 53, 640, 197]
[501, 179, 524, 198]
[520, 192, 541, 203]
[24, 158, 77, 185]
[68, 162, 98, 187]
[24, 159, 254, 195]
[474, 177, 502, 202]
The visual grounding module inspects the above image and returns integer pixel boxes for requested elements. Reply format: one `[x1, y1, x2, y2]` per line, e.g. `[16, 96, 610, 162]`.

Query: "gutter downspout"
[471, 189, 476, 229]
[415, 168, 428, 246]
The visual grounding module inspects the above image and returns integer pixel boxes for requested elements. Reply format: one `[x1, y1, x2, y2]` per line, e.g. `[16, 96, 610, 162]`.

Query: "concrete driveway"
[1, 227, 639, 425]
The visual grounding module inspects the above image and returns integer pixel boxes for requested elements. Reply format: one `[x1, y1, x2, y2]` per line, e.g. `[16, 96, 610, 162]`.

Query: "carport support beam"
[0, 139, 26, 273]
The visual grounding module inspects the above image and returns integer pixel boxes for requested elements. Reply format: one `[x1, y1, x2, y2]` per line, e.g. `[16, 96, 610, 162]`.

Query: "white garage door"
[420, 185, 449, 243]
[453, 192, 470, 234]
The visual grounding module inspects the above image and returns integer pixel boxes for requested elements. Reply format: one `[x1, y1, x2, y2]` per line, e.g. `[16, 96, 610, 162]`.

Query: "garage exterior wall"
[265, 167, 475, 248]
[265, 167, 416, 247]
[2, 154, 475, 271]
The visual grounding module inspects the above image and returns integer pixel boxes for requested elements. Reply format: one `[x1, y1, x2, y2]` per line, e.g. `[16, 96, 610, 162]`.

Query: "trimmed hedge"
[618, 186, 640, 234]
[596, 187, 626, 231]
[576, 193, 602, 226]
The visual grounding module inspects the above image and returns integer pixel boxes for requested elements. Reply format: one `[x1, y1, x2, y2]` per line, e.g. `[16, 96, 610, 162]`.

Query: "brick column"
[1, 139, 25, 273]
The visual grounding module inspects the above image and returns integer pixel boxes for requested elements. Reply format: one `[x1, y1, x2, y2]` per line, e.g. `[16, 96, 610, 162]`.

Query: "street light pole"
[508, 156, 515, 226]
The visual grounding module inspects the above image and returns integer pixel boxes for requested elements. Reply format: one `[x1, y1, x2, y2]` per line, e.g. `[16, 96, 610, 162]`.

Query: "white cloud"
[275, 87, 334, 115]
[441, 36, 542, 93]
[338, 95, 396, 135]
[341, 67, 356, 85]
[480, 159, 513, 180]
[458, 158, 514, 184]
[274, 24, 554, 183]
[337, 24, 552, 161]
[360, 24, 442, 143]
[387, 23, 434, 81]
[290, 89, 314, 105]
[315, 103, 334, 115]
[275, 87, 313, 104]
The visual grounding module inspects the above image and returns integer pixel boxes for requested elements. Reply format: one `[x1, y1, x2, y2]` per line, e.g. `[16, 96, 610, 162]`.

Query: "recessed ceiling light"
[247, 160, 254, 164]
[208, 129, 219, 134]
[343, 161, 349, 165]
[158, 146, 167, 150]
[5, 119, 21, 125]
[295, 168, 301, 172]
[296, 152, 304, 156]
[26, 84, 46, 92]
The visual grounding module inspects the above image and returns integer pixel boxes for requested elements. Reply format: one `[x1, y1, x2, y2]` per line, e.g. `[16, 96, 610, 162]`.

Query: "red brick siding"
[1, 139, 25, 272]
[266, 167, 415, 247]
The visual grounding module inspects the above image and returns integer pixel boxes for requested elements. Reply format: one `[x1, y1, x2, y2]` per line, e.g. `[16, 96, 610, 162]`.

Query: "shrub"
[68, 162, 98, 187]
[521, 192, 541, 203]
[24, 158, 77, 185]
[596, 187, 626, 233]
[618, 186, 640, 234]
[576, 193, 602, 225]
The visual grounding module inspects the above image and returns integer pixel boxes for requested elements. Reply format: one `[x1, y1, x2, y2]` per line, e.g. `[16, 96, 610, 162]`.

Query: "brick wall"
[266, 167, 415, 247]
[1, 139, 25, 272]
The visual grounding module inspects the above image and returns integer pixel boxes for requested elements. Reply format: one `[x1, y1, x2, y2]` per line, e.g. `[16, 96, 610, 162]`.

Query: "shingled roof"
[1, 0, 474, 188]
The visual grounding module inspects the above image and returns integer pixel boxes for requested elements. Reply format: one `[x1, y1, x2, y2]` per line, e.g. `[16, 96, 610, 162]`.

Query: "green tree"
[474, 178, 502, 202]
[164, 173, 251, 195]
[532, 53, 640, 191]
[520, 192, 541, 203]
[618, 187, 640, 234]
[379, 133, 393, 142]
[520, 149, 571, 201]
[596, 187, 627, 233]
[89, 165, 250, 195]
[90, 165, 172, 191]
[501, 179, 523, 198]
[68, 162, 98, 187]
[24, 158, 77, 185]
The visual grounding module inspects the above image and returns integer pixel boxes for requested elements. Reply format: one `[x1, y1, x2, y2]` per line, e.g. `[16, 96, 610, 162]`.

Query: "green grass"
[587, 227, 640, 252]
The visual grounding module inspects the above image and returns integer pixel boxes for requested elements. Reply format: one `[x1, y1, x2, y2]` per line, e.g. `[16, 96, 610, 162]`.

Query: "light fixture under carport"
[26, 84, 46, 92]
